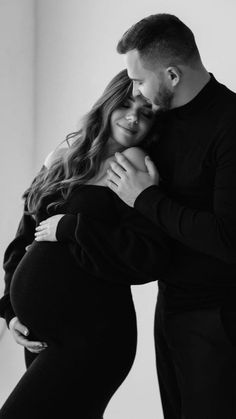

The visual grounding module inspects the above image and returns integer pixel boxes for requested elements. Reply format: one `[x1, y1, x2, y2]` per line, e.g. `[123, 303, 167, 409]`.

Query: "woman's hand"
[9, 317, 47, 353]
[34, 214, 65, 242]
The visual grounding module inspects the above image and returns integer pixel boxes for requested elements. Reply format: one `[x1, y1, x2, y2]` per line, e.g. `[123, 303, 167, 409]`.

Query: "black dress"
[0, 184, 169, 419]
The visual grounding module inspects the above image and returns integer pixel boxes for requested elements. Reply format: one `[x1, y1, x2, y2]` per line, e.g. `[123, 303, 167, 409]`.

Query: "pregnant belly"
[10, 240, 80, 337]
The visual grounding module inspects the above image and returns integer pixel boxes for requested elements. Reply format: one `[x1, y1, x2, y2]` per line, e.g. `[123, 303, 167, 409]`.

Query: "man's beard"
[154, 84, 173, 112]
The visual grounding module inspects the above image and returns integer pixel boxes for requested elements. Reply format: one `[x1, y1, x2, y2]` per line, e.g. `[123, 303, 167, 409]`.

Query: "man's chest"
[151, 118, 218, 205]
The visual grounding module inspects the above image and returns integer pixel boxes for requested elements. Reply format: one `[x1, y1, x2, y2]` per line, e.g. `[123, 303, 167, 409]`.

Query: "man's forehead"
[124, 50, 143, 77]
[124, 50, 155, 81]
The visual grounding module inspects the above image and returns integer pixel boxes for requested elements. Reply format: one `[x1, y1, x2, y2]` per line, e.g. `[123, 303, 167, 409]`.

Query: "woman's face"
[109, 96, 155, 151]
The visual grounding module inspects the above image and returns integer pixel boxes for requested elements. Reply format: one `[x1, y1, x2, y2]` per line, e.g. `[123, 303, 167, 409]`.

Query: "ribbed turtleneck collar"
[168, 73, 219, 118]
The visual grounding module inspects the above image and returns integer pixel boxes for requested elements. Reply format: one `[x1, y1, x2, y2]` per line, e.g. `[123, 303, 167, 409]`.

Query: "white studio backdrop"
[0, 0, 236, 418]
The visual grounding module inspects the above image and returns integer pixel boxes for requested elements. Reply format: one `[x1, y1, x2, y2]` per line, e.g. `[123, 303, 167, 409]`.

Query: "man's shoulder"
[216, 79, 236, 109]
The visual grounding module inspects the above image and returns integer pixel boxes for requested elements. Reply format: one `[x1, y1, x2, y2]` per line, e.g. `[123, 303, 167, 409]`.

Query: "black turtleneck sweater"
[134, 73, 236, 310]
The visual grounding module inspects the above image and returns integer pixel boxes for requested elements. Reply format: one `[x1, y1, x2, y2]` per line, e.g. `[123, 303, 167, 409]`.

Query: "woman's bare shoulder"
[122, 147, 147, 172]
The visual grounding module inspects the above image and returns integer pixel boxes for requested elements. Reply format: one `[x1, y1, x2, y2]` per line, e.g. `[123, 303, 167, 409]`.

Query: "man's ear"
[166, 66, 181, 87]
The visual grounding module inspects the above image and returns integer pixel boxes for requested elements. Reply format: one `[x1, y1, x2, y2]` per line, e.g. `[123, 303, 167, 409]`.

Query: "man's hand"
[35, 214, 65, 242]
[9, 317, 47, 353]
[106, 153, 160, 207]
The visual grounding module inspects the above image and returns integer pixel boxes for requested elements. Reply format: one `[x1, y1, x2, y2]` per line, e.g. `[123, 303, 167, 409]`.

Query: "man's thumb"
[145, 156, 158, 179]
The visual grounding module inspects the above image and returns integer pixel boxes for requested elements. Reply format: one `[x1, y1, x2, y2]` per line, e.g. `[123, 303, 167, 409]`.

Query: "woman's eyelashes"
[140, 110, 153, 119]
[121, 102, 153, 119]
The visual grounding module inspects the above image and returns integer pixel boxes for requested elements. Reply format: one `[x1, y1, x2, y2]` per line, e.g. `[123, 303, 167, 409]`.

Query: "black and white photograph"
[0, 1, 236, 418]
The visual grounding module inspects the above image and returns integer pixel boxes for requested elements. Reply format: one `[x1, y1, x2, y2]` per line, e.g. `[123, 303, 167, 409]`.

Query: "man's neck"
[171, 66, 211, 109]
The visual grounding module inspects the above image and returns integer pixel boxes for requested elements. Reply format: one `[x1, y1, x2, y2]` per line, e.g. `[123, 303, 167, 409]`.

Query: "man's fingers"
[109, 161, 126, 178]
[115, 152, 135, 172]
[106, 178, 118, 192]
[145, 156, 159, 182]
[107, 169, 120, 185]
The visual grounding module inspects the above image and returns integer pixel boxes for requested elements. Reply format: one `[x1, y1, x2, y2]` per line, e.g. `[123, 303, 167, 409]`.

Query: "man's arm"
[108, 126, 236, 264]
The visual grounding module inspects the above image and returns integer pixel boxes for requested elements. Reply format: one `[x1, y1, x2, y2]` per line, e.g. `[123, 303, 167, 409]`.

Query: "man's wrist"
[134, 184, 160, 209]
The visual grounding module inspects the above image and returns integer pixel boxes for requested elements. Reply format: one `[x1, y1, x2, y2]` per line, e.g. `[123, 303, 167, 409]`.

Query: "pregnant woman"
[0, 69, 169, 418]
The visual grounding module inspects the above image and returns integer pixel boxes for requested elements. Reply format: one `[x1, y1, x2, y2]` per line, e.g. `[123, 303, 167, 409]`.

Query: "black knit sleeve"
[56, 195, 170, 285]
[134, 123, 236, 264]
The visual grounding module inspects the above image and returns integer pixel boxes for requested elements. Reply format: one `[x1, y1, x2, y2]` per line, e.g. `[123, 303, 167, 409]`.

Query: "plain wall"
[1, 0, 236, 417]
[0, 0, 35, 406]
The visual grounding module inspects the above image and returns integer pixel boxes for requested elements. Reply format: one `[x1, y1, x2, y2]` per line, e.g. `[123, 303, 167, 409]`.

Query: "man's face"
[124, 49, 174, 111]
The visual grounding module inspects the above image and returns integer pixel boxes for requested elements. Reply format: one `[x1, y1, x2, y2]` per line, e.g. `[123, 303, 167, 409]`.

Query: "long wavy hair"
[24, 69, 157, 215]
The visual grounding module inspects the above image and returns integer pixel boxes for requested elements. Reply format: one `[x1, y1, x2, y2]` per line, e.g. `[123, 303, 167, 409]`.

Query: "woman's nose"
[125, 113, 138, 125]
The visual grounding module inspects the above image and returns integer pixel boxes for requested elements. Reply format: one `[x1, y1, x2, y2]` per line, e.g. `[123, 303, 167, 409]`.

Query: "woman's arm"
[56, 203, 170, 285]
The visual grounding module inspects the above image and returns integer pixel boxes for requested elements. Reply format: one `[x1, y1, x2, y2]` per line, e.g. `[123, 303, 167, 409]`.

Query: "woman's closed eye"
[140, 109, 153, 119]
[121, 101, 130, 109]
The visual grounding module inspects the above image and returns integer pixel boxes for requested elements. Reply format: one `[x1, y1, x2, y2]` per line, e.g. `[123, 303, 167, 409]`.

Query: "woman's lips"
[117, 123, 137, 134]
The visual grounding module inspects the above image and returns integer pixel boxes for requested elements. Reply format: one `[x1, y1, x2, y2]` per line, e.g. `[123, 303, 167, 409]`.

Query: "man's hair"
[117, 14, 200, 66]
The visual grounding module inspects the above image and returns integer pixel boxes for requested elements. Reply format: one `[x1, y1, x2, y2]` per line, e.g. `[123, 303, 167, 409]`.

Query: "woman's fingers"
[35, 224, 49, 241]
[34, 214, 64, 241]
[9, 317, 48, 353]
[9, 317, 29, 336]
[35, 225, 48, 231]
[25, 341, 48, 353]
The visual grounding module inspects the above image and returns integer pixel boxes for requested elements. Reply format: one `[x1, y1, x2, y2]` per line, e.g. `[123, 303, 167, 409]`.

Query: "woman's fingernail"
[24, 329, 29, 336]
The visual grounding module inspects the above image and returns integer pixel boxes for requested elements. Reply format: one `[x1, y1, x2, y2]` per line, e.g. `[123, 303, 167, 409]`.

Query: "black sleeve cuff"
[56, 214, 78, 242]
[0, 295, 16, 328]
[134, 185, 164, 218]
